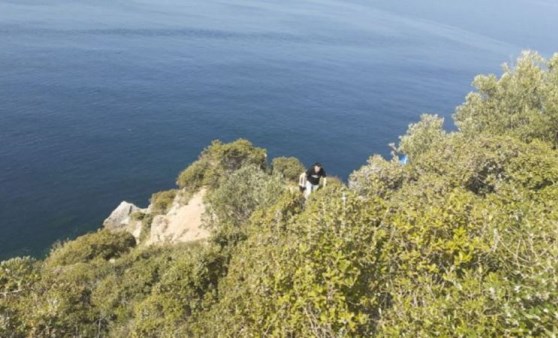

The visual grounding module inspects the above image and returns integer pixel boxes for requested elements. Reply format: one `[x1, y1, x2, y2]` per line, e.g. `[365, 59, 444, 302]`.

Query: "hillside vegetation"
[1, 51, 557, 337]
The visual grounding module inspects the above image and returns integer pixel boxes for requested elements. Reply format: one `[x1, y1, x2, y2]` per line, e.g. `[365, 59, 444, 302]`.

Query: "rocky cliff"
[103, 189, 209, 245]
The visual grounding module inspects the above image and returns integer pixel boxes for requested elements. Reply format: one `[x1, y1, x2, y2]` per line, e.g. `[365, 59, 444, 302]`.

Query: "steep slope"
[146, 189, 209, 244]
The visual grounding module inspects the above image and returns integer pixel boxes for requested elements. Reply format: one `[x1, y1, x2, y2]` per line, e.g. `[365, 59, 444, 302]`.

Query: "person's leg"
[304, 181, 312, 198]
[311, 184, 319, 193]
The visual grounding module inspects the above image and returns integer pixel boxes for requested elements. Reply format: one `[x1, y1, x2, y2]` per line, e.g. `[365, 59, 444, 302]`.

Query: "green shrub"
[90, 245, 179, 329]
[176, 160, 209, 192]
[46, 230, 136, 266]
[399, 113, 446, 160]
[374, 182, 558, 336]
[204, 165, 286, 247]
[30, 261, 112, 337]
[198, 186, 388, 337]
[138, 213, 155, 244]
[349, 154, 409, 198]
[324, 176, 345, 188]
[454, 51, 558, 146]
[248, 190, 305, 233]
[271, 156, 305, 182]
[0, 257, 41, 337]
[177, 139, 267, 191]
[130, 244, 225, 337]
[150, 189, 177, 215]
[409, 134, 558, 195]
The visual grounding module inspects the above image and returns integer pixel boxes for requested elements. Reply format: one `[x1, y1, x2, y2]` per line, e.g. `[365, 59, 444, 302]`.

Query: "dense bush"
[349, 154, 409, 199]
[373, 180, 558, 336]
[399, 113, 446, 161]
[149, 189, 177, 215]
[45, 230, 136, 266]
[455, 50, 558, 146]
[0, 257, 41, 337]
[271, 156, 306, 182]
[126, 244, 225, 337]
[204, 165, 287, 247]
[176, 139, 267, 191]
[197, 185, 388, 337]
[175, 160, 209, 192]
[0, 242, 227, 337]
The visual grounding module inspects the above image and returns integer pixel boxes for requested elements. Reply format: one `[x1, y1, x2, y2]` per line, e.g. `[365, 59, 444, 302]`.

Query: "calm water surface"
[1, 0, 557, 259]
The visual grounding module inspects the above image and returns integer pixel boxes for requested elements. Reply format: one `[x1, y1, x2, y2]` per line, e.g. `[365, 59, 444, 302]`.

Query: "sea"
[1, 0, 557, 259]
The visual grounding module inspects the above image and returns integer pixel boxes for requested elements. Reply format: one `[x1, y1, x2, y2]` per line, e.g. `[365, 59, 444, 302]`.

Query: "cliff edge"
[103, 189, 209, 245]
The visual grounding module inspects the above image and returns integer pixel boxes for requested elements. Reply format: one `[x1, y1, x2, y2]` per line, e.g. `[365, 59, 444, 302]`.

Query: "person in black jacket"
[300, 162, 327, 198]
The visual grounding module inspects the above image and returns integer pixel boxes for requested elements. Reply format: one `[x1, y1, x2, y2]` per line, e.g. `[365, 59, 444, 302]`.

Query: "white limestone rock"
[103, 201, 141, 231]
[145, 189, 209, 245]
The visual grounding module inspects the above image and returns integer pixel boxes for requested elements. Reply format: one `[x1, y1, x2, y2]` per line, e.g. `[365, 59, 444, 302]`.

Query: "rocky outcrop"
[103, 201, 140, 230]
[103, 201, 144, 240]
[104, 190, 209, 245]
[146, 189, 209, 245]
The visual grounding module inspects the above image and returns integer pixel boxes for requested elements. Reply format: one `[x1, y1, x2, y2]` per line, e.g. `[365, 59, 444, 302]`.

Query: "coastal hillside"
[1, 51, 557, 337]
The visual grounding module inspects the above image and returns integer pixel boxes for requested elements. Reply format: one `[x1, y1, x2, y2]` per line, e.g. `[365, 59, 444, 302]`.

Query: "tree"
[454, 51, 558, 146]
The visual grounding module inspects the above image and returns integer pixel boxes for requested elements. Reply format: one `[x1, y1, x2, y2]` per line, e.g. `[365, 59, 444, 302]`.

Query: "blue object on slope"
[399, 155, 408, 165]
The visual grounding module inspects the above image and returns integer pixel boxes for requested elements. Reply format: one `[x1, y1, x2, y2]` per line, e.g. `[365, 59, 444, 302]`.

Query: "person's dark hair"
[313, 162, 322, 168]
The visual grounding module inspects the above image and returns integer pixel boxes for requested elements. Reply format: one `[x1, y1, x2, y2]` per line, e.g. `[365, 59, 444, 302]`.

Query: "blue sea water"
[1, 0, 557, 259]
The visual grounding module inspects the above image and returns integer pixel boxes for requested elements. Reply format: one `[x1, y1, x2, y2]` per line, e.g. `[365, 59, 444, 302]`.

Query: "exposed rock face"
[104, 189, 210, 245]
[103, 201, 140, 230]
[103, 201, 144, 240]
[146, 189, 209, 245]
